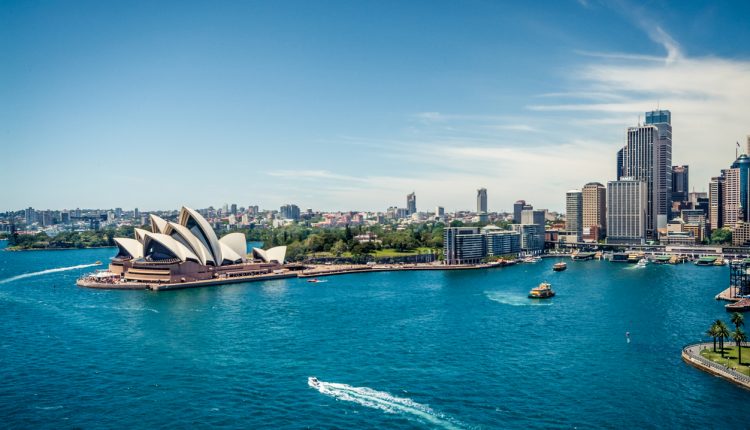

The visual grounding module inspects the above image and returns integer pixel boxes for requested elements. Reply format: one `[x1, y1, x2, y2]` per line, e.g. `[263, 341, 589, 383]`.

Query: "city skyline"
[2, 1, 750, 212]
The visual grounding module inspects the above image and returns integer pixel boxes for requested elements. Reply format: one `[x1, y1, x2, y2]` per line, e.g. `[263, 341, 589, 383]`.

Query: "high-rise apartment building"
[435, 206, 445, 217]
[521, 208, 545, 234]
[565, 190, 583, 242]
[513, 200, 526, 223]
[723, 168, 741, 229]
[280, 204, 301, 221]
[443, 226, 521, 264]
[582, 182, 606, 241]
[709, 175, 725, 231]
[607, 178, 647, 244]
[406, 192, 417, 215]
[477, 188, 488, 213]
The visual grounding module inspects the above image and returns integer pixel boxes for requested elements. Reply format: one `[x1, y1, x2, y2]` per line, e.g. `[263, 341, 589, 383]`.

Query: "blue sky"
[2, 0, 749, 212]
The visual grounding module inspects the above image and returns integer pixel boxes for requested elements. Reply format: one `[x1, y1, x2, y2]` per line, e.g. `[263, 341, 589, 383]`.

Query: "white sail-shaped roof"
[149, 214, 169, 234]
[114, 237, 143, 259]
[143, 232, 200, 263]
[134, 228, 150, 244]
[219, 233, 247, 262]
[178, 207, 222, 265]
[219, 242, 243, 265]
[164, 222, 216, 266]
[252, 246, 286, 264]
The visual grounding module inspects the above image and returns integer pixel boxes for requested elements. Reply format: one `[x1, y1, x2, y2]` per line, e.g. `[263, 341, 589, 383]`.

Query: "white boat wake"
[308, 377, 463, 429]
[485, 291, 552, 306]
[0, 263, 100, 285]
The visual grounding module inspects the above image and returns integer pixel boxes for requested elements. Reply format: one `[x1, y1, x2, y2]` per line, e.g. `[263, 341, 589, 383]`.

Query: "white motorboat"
[636, 258, 648, 268]
[308, 376, 320, 388]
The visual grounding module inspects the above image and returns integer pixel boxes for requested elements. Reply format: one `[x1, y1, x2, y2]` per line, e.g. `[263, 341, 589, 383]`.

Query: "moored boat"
[553, 262, 567, 272]
[529, 282, 555, 299]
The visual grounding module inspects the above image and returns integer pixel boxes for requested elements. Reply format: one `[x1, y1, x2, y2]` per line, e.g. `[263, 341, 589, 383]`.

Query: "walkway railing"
[682, 342, 750, 386]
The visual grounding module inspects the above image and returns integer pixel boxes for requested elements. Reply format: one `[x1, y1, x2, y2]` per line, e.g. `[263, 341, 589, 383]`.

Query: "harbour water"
[1, 240, 748, 429]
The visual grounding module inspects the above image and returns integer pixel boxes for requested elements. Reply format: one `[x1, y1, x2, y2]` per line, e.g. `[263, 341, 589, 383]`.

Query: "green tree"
[711, 228, 732, 244]
[732, 327, 747, 365]
[731, 312, 745, 331]
[708, 323, 719, 352]
[330, 240, 348, 257]
[716, 320, 731, 356]
[285, 241, 307, 262]
[305, 234, 325, 253]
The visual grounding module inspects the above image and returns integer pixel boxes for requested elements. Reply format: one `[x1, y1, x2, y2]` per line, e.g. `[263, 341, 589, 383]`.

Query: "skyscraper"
[731, 154, 750, 221]
[477, 188, 488, 213]
[645, 110, 672, 230]
[521, 208, 545, 234]
[513, 200, 526, 223]
[406, 192, 417, 215]
[709, 175, 725, 231]
[723, 168, 741, 228]
[582, 182, 606, 241]
[565, 190, 583, 242]
[280, 204, 300, 221]
[617, 110, 672, 238]
[607, 178, 647, 244]
[671, 165, 689, 209]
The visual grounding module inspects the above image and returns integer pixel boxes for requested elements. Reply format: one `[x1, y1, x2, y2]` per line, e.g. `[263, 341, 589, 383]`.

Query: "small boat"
[307, 278, 327, 283]
[553, 262, 567, 272]
[636, 258, 648, 268]
[308, 376, 321, 388]
[94, 261, 102, 265]
[522, 256, 541, 263]
[529, 282, 555, 299]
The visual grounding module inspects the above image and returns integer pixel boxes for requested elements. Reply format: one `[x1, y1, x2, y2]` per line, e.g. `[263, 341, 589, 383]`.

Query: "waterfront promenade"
[77, 261, 513, 291]
[682, 343, 750, 390]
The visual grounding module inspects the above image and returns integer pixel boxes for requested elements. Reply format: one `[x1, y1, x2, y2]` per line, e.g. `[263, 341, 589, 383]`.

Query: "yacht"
[636, 258, 648, 268]
[528, 282, 555, 299]
[308, 376, 321, 388]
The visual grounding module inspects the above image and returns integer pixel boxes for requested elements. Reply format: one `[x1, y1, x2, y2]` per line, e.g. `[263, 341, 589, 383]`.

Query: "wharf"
[77, 271, 297, 291]
[716, 287, 742, 302]
[298, 261, 508, 278]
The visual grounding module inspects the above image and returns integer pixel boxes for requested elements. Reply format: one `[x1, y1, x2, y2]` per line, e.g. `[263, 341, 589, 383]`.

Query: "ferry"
[571, 252, 595, 261]
[553, 262, 567, 272]
[695, 256, 719, 266]
[528, 282, 555, 299]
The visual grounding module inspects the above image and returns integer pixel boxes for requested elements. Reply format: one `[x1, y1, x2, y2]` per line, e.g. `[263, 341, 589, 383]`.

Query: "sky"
[2, 0, 750, 213]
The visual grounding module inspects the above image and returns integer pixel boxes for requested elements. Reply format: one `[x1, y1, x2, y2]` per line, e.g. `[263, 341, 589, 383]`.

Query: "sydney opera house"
[108, 206, 287, 284]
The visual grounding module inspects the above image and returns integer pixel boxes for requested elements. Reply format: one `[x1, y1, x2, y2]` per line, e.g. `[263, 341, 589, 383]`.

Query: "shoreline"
[682, 342, 750, 390]
[4, 246, 117, 252]
[77, 261, 515, 291]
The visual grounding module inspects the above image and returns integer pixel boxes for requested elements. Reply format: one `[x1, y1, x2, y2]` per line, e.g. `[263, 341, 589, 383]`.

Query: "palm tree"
[732, 327, 747, 365]
[708, 322, 719, 352]
[716, 320, 731, 357]
[731, 312, 745, 331]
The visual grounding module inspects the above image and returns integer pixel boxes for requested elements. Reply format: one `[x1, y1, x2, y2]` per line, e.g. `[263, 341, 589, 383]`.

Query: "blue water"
[1, 240, 747, 429]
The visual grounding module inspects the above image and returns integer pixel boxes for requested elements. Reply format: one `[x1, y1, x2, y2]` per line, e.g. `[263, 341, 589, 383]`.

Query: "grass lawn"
[700, 346, 750, 376]
[372, 247, 433, 257]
